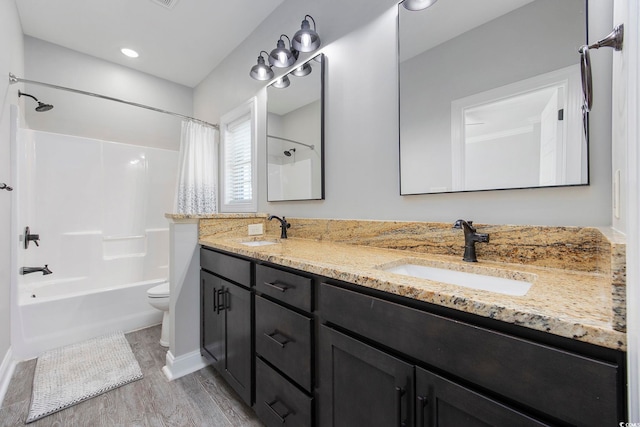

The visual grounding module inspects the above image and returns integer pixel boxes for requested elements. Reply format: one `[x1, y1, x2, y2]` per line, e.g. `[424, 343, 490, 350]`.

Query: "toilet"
[147, 281, 170, 347]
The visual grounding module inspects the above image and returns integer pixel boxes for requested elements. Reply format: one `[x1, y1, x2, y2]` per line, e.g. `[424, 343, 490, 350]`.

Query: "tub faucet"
[453, 220, 489, 262]
[268, 215, 291, 239]
[20, 265, 52, 275]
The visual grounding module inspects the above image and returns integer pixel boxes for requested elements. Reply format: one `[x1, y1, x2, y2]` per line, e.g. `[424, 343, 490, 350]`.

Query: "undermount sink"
[382, 263, 533, 296]
[240, 240, 279, 247]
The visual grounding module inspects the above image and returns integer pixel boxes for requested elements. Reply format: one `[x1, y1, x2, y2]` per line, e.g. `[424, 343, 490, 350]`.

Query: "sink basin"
[383, 263, 532, 296]
[240, 240, 279, 247]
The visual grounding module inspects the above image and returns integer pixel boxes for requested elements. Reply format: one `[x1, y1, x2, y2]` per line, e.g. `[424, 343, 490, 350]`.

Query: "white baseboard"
[0, 347, 17, 407]
[162, 349, 208, 381]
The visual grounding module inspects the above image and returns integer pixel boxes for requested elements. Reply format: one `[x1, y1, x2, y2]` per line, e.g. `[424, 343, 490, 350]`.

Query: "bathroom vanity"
[198, 226, 626, 427]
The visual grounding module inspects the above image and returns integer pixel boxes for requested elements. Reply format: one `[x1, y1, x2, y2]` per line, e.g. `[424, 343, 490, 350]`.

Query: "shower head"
[284, 148, 296, 157]
[18, 90, 54, 112]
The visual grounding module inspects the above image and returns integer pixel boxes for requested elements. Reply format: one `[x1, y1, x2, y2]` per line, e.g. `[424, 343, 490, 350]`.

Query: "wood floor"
[0, 325, 264, 427]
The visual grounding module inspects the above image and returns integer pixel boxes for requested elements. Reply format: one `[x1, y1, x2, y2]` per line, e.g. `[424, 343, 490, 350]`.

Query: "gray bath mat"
[26, 332, 143, 423]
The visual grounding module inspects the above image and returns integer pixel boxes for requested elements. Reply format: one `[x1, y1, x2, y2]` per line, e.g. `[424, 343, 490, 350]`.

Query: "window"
[220, 97, 257, 212]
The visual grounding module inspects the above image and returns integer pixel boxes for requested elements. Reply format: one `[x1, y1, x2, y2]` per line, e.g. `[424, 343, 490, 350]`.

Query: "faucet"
[268, 215, 291, 239]
[453, 220, 489, 262]
[20, 265, 52, 275]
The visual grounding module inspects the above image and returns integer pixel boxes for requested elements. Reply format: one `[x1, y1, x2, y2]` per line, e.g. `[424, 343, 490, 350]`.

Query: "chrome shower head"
[18, 90, 54, 112]
[284, 148, 296, 156]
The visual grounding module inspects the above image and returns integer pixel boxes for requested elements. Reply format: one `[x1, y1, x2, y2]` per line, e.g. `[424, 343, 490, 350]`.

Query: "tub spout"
[20, 265, 52, 275]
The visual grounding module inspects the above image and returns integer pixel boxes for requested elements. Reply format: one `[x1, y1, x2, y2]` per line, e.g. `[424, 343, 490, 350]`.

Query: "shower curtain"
[174, 120, 218, 214]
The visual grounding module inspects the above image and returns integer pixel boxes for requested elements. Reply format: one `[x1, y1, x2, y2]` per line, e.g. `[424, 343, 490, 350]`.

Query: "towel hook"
[579, 24, 624, 112]
[0, 183, 12, 191]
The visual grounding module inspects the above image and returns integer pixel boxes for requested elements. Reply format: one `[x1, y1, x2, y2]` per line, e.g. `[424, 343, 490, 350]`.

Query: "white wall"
[0, 0, 24, 401]
[21, 36, 193, 150]
[195, 0, 614, 227]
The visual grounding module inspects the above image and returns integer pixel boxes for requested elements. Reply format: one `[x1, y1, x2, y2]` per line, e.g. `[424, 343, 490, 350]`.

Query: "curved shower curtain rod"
[267, 134, 315, 150]
[8, 73, 219, 130]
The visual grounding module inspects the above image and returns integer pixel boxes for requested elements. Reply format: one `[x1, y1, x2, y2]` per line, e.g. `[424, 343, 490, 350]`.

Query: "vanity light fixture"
[401, 0, 438, 11]
[271, 75, 291, 89]
[291, 62, 312, 77]
[292, 15, 321, 52]
[250, 51, 275, 81]
[269, 35, 297, 68]
[120, 48, 139, 58]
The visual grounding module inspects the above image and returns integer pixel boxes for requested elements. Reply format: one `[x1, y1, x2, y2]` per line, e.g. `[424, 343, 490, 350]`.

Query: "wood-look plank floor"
[0, 325, 264, 427]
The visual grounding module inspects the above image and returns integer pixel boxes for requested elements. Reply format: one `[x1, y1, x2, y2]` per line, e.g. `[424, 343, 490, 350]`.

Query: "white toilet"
[147, 281, 170, 347]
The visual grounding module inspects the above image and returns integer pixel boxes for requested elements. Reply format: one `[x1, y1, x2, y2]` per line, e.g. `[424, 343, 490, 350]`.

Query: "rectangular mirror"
[267, 54, 324, 201]
[399, 0, 588, 194]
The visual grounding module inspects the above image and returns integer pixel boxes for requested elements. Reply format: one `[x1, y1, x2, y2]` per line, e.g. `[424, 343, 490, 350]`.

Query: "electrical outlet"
[248, 224, 264, 236]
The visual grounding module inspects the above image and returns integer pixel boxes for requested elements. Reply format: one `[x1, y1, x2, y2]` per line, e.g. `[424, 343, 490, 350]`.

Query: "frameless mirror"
[267, 54, 324, 201]
[399, 0, 588, 194]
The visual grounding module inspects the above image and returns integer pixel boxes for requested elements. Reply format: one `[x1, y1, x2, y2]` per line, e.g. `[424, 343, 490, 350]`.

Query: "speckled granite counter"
[167, 214, 626, 351]
[198, 233, 625, 351]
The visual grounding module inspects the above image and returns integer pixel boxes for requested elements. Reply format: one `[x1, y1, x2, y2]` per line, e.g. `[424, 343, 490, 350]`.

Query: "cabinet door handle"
[417, 395, 428, 427]
[264, 399, 294, 423]
[216, 288, 225, 314]
[263, 281, 289, 292]
[211, 284, 218, 312]
[395, 386, 406, 427]
[264, 331, 292, 348]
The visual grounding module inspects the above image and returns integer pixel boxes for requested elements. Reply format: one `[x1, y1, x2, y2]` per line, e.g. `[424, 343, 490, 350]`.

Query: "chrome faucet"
[453, 220, 489, 262]
[268, 215, 291, 239]
[20, 265, 52, 275]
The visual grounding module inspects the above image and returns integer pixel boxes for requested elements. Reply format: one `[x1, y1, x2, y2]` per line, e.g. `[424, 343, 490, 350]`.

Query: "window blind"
[224, 114, 252, 204]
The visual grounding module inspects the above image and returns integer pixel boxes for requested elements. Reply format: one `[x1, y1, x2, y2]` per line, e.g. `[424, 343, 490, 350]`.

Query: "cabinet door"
[415, 367, 549, 427]
[201, 270, 225, 367]
[220, 280, 253, 406]
[201, 270, 252, 406]
[318, 325, 413, 427]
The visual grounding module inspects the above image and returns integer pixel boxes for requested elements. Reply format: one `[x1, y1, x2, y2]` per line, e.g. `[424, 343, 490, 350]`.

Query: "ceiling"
[15, 0, 285, 87]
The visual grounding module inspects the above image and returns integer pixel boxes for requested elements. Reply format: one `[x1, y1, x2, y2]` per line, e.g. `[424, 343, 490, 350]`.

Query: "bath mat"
[26, 332, 143, 423]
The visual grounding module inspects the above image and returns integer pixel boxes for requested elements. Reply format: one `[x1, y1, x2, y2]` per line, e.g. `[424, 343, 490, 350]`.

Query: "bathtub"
[13, 277, 165, 359]
[11, 121, 178, 360]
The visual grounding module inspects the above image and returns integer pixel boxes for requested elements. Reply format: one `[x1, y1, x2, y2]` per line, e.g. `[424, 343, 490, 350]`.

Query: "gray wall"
[0, 0, 24, 387]
[22, 36, 193, 150]
[195, 0, 613, 227]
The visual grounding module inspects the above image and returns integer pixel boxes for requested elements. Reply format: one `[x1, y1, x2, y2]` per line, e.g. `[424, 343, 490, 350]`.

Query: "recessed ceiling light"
[121, 48, 139, 58]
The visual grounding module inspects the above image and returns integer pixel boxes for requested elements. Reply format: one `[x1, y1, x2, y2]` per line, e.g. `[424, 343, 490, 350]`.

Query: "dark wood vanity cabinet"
[318, 282, 625, 427]
[200, 248, 253, 406]
[199, 246, 626, 427]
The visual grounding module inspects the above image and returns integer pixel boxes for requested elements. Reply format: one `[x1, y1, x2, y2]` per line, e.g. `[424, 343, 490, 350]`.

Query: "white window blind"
[224, 114, 252, 205]
[219, 97, 257, 213]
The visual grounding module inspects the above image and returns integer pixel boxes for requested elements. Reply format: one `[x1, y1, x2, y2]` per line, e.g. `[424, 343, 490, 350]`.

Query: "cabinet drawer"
[255, 264, 312, 311]
[319, 282, 620, 427]
[255, 357, 312, 427]
[200, 247, 251, 287]
[256, 295, 312, 391]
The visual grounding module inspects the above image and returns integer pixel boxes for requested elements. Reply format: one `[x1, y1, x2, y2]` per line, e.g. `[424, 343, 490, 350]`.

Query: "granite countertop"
[199, 235, 626, 351]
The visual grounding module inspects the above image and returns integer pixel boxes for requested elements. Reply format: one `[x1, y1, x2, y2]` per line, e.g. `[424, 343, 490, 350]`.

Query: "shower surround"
[11, 110, 178, 359]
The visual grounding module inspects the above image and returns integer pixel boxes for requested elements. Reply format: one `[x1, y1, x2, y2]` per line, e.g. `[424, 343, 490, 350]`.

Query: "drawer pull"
[395, 386, 406, 427]
[264, 399, 294, 423]
[264, 331, 293, 348]
[417, 395, 428, 427]
[264, 281, 289, 292]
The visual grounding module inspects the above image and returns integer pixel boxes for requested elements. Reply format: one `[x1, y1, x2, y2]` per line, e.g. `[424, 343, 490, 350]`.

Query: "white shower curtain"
[174, 120, 218, 214]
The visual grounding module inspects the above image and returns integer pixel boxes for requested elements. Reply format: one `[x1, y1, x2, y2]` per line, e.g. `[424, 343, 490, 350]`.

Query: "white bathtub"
[14, 277, 165, 359]
[10, 124, 178, 360]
